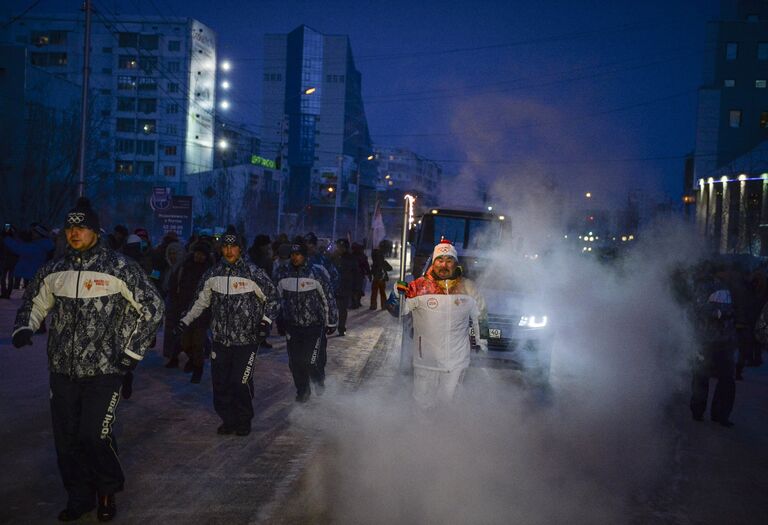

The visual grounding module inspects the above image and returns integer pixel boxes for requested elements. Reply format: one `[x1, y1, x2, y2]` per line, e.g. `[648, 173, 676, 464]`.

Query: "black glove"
[12, 328, 33, 348]
[258, 319, 271, 339]
[172, 321, 187, 339]
[326, 326, 336, 336]
[116, 352, 139, 372]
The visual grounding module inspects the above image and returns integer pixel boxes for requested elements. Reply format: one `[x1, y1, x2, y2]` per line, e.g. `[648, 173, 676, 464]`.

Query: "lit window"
[759, 43, 768, 60]
[761, 112, 768, 128]
[726, 42, 738, 60]
[724, 79, 735, 87]
[729, 110, 742, 128]
[757, 80, 767, 88]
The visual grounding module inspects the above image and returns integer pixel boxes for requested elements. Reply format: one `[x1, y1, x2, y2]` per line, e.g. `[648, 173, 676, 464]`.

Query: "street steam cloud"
[287, 194, 705, 524]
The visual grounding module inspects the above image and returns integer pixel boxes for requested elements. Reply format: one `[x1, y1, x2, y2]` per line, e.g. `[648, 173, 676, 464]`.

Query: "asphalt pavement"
[0, 285, 400, 524]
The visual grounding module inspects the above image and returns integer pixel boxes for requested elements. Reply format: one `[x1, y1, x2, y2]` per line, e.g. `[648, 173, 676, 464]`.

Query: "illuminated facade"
[0, 14, 216, 228]
[261, 25, 375, 237]
[692, 1, 768, 254]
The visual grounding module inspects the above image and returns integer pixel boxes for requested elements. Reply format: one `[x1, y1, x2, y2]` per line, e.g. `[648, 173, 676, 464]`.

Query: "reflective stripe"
[44, 270, 124, 299]
[278, 277, 319, 292]
[208, 275, 266, 301]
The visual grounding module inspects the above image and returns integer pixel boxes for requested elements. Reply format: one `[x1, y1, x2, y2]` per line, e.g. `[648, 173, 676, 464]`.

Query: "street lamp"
[221, 60, 232, 71]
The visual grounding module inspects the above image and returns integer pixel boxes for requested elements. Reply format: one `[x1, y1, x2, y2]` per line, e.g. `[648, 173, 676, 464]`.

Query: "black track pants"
[286, 325, 324, 397]
[211, 343, 258, 430]
[50, 373, 125, 513]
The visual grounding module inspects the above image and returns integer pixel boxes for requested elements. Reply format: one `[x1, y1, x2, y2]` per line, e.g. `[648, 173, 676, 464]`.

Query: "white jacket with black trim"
[181, 256, 279, 346]
[275, 262, 338, 328]
[13, 242, 165, 377]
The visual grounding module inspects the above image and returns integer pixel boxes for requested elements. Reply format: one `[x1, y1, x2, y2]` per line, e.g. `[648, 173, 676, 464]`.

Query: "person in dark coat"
[0, 223, 19, 298]
[165, 241, 213, 382]
[3, 224, 54, 288]
[331, 239, 362, 336]
[690, 262, 738, 427]
[369, 248, 392, 310]
[350, 242, 371, 309]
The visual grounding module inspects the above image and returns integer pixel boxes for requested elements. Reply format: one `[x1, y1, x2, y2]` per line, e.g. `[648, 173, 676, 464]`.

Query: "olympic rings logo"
[66, 213, 86, 225]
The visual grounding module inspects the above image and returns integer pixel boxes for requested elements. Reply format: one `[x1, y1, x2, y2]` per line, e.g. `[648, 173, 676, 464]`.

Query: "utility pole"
[331, 154, 342, 241]
[77, 0, 92, 198]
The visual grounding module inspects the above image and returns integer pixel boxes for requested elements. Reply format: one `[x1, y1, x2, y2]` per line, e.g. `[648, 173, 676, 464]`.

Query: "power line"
[1, 0, 44, 29]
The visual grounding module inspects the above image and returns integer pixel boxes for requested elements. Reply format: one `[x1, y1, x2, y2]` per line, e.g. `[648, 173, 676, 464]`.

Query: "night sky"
[4, 0, 721, 208]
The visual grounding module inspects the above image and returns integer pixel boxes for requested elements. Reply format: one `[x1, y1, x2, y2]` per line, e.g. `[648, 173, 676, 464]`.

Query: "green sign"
[250, 155, 276, 169]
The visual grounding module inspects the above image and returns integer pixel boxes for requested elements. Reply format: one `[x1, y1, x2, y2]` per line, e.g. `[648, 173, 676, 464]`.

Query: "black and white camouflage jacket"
[13, 242, 164, 377]
[275, 262, 338, 328]
[181, 256, 280, 347]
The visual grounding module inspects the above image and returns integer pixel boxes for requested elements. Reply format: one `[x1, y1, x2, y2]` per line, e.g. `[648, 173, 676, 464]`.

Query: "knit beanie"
[432, 239, 458, 261]
[221, 225, 242, 247]
[64, 197, 100, 232]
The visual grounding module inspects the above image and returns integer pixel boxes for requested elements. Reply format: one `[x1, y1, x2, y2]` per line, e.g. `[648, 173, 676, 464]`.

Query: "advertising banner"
[153, 195, 193, 241]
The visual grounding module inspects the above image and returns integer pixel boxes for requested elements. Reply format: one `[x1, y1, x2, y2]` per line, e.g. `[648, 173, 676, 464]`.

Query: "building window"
[117, 97, 135, 111]
[30, 52, 47, 66]
[164, 166, 177, 177]
[102, 68, 112, 75]
[164, 145, 177, 155]
[136, 161, 154, 176]
[139, 120, 156, 134]
[729, 110, 742, 128]
[116, 118, 135, 132]
[759, 43, 768, 60]
[724, 79, 735, 87]
[32, 28, 67, 44]
[139, 56, 158, 73]
[168, 40, 181, 52]
[136, 140, 155, 155]
[167, 60, 180, 73]
[138, 34, 159, 50]
[100, 89, 111, 95]
[166, 124, 178, 136]
[726, 42, 738, 60]
[757, 80, 767, 88]
[117, 76, 136, 90]
[118, 32, 138, 48]
[137, 77, 157, 91]
[115, 161, 133, 174]
[31, 31, 49, 46]
[116, 139, 134, 154]
[102, 47, 112, 53]
[137, 98, 157, 113]
[118, 55, 138, 69]
[166, 103, 179, 114]
[168, 82, 179, 93]
[761, 112, 768, 128]
[30, 52, 67, 66]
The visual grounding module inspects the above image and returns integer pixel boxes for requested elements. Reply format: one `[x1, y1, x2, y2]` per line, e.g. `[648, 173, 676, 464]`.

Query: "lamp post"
[353, 153, 375, 242]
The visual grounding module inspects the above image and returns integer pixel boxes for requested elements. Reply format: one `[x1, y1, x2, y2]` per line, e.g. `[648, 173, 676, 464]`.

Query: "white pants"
[412, 366, 466, 410]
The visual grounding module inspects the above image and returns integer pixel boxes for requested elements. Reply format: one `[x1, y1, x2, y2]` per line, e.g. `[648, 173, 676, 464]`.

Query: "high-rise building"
[0, 45, 81, 227]
[1, 13, 217, 228]
[261, 25, 375, 238]
[692, 0, 768, 254]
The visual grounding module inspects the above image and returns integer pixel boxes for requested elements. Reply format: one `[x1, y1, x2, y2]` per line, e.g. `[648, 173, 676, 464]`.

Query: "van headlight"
[518, 315, 548, 328]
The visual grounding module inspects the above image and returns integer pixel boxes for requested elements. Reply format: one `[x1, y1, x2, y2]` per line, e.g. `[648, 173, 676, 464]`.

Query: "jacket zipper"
[70, 256, 82, 377]
[225, 266, 231, 346]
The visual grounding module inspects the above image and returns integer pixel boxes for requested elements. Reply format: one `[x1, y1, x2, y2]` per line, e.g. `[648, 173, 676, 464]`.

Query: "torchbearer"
[11, 198, 164, 522]
[398, 240, 488, 409]
[176, 226, 279, 436]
